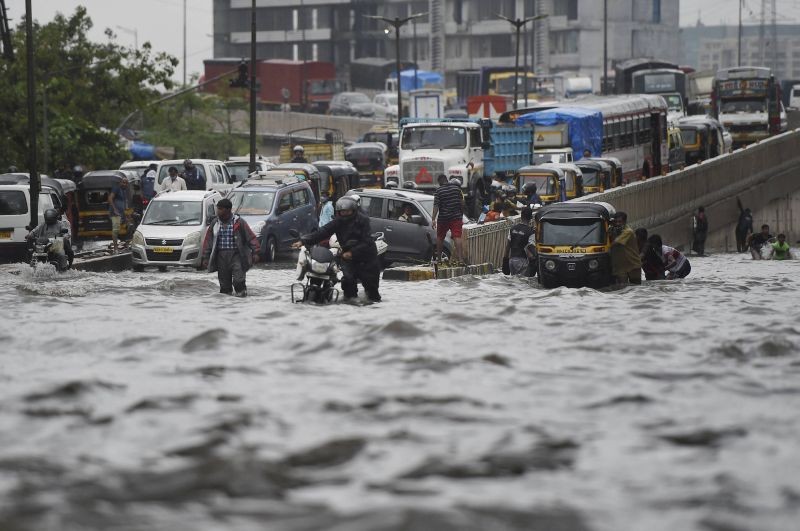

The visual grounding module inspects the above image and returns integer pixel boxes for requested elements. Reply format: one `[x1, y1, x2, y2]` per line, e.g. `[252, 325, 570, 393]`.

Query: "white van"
[0, 185, 56, 252]
[789, 84, 800, 111]
[155, 159, 233, 194]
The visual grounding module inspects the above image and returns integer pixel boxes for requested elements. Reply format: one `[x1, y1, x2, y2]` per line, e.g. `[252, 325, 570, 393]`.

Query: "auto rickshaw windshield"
[580, 168, 600, 186]
[540, 218, 605, 246]
[521, 174, 556, 195]
[680, 129, 698, 146]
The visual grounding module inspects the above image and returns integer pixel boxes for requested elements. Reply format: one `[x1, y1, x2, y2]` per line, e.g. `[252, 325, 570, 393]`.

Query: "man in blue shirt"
[318, 194, 334, 227]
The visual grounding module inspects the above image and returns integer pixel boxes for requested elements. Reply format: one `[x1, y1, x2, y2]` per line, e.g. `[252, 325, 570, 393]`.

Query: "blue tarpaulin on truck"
[514, 107, 603, 159]
[388, 69, 444, 92]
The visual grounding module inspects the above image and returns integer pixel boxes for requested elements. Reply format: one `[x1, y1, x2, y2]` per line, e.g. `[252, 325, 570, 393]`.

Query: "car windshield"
[520, 174, 555, 195]
[158, 164, 205, 184]
[721, 100, 765, 113]
[532, 153, 568, 164]
[226, 163, 251, 183]
[309, 80, 344, 95]
[540, 218, 604, 246]
[230, 190, 275, 216]
[664, 94, 683, 111]
[143, 200, 203, 226]
[349, 93, 370, 104]
[0, 190, 27, 215]
[417, 199, 434, 218]
[680, 129, 698, 145]
[401, 126, 467, 150]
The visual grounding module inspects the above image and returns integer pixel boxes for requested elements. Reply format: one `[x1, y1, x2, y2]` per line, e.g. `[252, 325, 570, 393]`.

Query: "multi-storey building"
[213, 0, 680, 92]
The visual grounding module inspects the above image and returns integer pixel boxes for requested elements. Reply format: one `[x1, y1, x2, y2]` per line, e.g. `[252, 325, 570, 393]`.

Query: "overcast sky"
[6, 0, 800, 83]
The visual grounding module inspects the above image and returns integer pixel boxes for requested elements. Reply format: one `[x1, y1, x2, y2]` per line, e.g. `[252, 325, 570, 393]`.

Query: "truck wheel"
[264, 236, 277, 263]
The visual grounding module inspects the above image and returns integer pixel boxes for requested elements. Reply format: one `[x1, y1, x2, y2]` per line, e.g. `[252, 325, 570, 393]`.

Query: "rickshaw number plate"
[153, 246, 173, 253]
[567, 263, 576, 271]
[0, 231, 11, 240]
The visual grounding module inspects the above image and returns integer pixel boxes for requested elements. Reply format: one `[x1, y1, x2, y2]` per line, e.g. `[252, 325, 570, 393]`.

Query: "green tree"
[0, 6, 177, 173]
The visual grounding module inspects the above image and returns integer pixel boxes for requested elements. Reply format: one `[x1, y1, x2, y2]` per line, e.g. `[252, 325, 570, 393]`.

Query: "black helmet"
[7, 165, 18, 173]
[335, 196, 358, 218]
[44, 208, 59, 225]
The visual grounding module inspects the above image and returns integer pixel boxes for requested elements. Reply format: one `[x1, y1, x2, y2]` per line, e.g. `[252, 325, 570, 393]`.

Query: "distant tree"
[0, 6, 177, 172]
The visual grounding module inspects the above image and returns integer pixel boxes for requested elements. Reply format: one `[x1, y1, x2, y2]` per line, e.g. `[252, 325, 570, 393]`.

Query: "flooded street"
[0, 254, 798, 531]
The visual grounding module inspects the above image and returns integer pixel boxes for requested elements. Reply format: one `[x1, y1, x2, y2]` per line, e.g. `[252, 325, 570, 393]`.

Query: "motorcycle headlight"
[184, 230, 202, 247]
[588, 259, 599, 270]
[545, 260, 556, 271]
[132, 230, 145, 246]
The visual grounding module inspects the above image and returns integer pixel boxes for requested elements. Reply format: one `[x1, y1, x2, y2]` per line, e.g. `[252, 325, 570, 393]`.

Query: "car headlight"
[588, 259, 599, 270]
[252, 220, 266, 234]
[545, 260, 556, 271]
[183, 230, 202, 247]
[132, 230, 145, 246]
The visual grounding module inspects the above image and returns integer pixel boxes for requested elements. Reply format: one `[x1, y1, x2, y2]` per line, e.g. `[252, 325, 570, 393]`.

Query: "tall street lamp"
[498, 13, 548, 109]
[364, 12, 427, 126]
[115, 25, 138, 50]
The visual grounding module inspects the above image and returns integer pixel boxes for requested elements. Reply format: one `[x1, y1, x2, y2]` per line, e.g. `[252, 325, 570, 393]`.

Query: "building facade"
[212, 0, 680, 92]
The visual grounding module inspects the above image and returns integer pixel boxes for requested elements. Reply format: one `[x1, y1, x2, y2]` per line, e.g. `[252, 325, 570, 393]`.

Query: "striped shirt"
[433, 184, 464, 221]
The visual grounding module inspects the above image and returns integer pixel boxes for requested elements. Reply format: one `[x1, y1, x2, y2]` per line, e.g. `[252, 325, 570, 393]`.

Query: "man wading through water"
[609, 211, 642, 285]
[431, 174, 465, 264]
[201, 198, 260, 297]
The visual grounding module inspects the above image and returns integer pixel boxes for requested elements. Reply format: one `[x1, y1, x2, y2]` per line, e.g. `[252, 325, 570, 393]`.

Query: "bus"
[500, 94, 669, 182]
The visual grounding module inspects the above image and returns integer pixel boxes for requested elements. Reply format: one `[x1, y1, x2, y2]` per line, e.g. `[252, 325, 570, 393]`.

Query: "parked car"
[224, 155, 275, 184]
[329, 92, 375, 117]
[120, 160, 159, 177]
[130, 190, 222, 271]
[226, 172, 318, 262]
[0, 184, 56, 254]
[372, 92, 398, 120]
[345, 187, 452, 265]
[155, 159, 234, 194]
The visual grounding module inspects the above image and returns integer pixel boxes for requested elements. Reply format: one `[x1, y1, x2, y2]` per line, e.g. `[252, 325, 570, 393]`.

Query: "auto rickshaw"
[535, 201, 616, 289]
[362, 126, 399, 165]
[514, 166, 563, 205]
[542, 162, 584, 199]
[345, 142, 388, 189]
[78, 170, 139, 238]
[275, 163, 325, 203]
[586, 157, 622, 189]
[678, 122, 711, 166]
[575, 159, 611, 195]
[313, 163, 360, 202]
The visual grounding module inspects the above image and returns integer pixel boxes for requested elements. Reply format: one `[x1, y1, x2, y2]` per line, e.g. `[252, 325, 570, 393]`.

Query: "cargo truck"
[711, 66, 782, 148]
[455, 67, 535, 107]
[384, 118, 534, 217]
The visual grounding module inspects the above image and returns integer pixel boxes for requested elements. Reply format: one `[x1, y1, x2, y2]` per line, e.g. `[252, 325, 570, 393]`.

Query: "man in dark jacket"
[201, 198, 260, 297]
[735, 202, 753, 252]
[293, 195, 381, 302]
[692, 206, 709, 256]
[504, 206, 536, 276]
[182, 159, 205, 190]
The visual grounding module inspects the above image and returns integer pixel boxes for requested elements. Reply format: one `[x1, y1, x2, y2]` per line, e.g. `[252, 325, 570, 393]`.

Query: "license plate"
[0, 230, 11, 240]
[153, 246, 173, 253]
[568, 263, 576, 271]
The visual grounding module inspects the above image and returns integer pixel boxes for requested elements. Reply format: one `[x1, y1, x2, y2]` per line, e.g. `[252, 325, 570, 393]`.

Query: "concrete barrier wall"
[226, 110, 386, 143]
[578, 129, 800, 249]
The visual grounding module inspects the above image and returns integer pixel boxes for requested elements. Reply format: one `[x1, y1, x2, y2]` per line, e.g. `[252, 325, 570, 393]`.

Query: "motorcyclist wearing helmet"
[291, 145, 308, 164]
[27, 208, 73, 270]
[292, 195, 381, 302]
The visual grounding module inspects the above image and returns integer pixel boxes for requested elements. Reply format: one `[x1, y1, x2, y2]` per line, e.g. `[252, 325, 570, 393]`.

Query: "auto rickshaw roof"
[346, 142, 388, 154]
[275, 163, 321, 178]
[542, 162, 583, 176]
[516, 165, 564, 177]
[535, 201, 616, 222]
[54, 178, 77, 193]
[80, 170, 133, 189]
[575, 159, 607, 171]
[312, 160, 354, 168]
[586, 156, 622, 169]
[317, 164, 359, 178]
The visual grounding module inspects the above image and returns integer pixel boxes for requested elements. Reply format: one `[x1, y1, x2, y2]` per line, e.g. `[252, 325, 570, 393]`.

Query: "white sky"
[5, 0, 800, 83]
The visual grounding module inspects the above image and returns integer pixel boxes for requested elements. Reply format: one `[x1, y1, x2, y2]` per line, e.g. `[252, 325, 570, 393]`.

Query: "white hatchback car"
[130, 190, 221, 271]
[0, 185, 55, 254]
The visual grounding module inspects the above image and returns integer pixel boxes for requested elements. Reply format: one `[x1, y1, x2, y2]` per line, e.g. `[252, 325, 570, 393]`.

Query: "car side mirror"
[410, 214, 427, 226]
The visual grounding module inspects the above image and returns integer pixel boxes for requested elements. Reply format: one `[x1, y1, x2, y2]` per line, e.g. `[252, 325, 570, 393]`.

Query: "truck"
[554, 76, 593, 99]
[202, 58, 343, 113]
[514, 107, 603, 165]
[711, 66, 782, 148]
[384, 69, 444, 95]
[350, 57, 416, 92]
[615, 58, 686, 121]
[455, 67, 536, 107]
[383, 118, 534, 217]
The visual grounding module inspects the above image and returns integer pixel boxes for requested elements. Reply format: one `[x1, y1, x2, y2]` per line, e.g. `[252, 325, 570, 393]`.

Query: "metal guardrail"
[463, 217, 514, 269]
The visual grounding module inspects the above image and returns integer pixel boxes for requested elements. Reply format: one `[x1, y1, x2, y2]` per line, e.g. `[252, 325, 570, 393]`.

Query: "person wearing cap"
[182, 159, 205, 190]
[201, 198, 260, 297]
[609, 211, 642, 285]
[291, 145, 308, 164]
[108, 177, 129, 254]
[432, 173, 465, 264]
[161, 166, 187, 193]
[318, 193, 334, 227]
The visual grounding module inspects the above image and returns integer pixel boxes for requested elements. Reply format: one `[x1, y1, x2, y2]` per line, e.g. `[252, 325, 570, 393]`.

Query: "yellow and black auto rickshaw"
[575, 159, 612, 195]
[678, 122, 712, 166]
[345, 142, 388, 189]
[542, 163, 584, 200]
[313, 163, 360, 202]
[78, 170, 139, 238]
[534, 201, 616, 289]
[514, 165, 563, 205]
[586, 157, 622, 189]
[362, 126, 399, 165]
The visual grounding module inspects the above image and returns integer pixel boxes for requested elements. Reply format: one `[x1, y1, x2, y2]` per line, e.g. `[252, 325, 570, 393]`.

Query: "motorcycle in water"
[29, 230, 71, 273]
[289, 229, 388, 304]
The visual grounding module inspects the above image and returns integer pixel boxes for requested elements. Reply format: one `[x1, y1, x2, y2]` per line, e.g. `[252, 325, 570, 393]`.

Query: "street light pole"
[249, 0, 257, 173]
[116, 25, 138, 50]
[25, 0, 38, 230]
[413, 19, 418, 90]
[738, 0, 743, 66]
[603, 0, 608, 95]
[183, 0, 187, 86]
[363, 12, 427, 126]
[498, 14, 548, 110]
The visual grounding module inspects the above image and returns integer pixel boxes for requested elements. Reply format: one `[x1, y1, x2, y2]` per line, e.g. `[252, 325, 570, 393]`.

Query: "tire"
[263, 236, 277, 263]
[132, 264, 144, 272]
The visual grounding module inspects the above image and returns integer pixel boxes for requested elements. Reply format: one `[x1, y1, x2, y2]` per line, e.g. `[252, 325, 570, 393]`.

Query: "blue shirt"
[108, 185, 127, 217]
[142, 170, 156, 199]
[319, 201, 334, 226]
[217, 219, 236, 250]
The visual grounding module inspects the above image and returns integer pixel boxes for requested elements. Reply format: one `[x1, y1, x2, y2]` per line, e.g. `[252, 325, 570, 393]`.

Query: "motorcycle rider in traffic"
[27, 208, 73, 270]
[292, 196, 381, 302]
